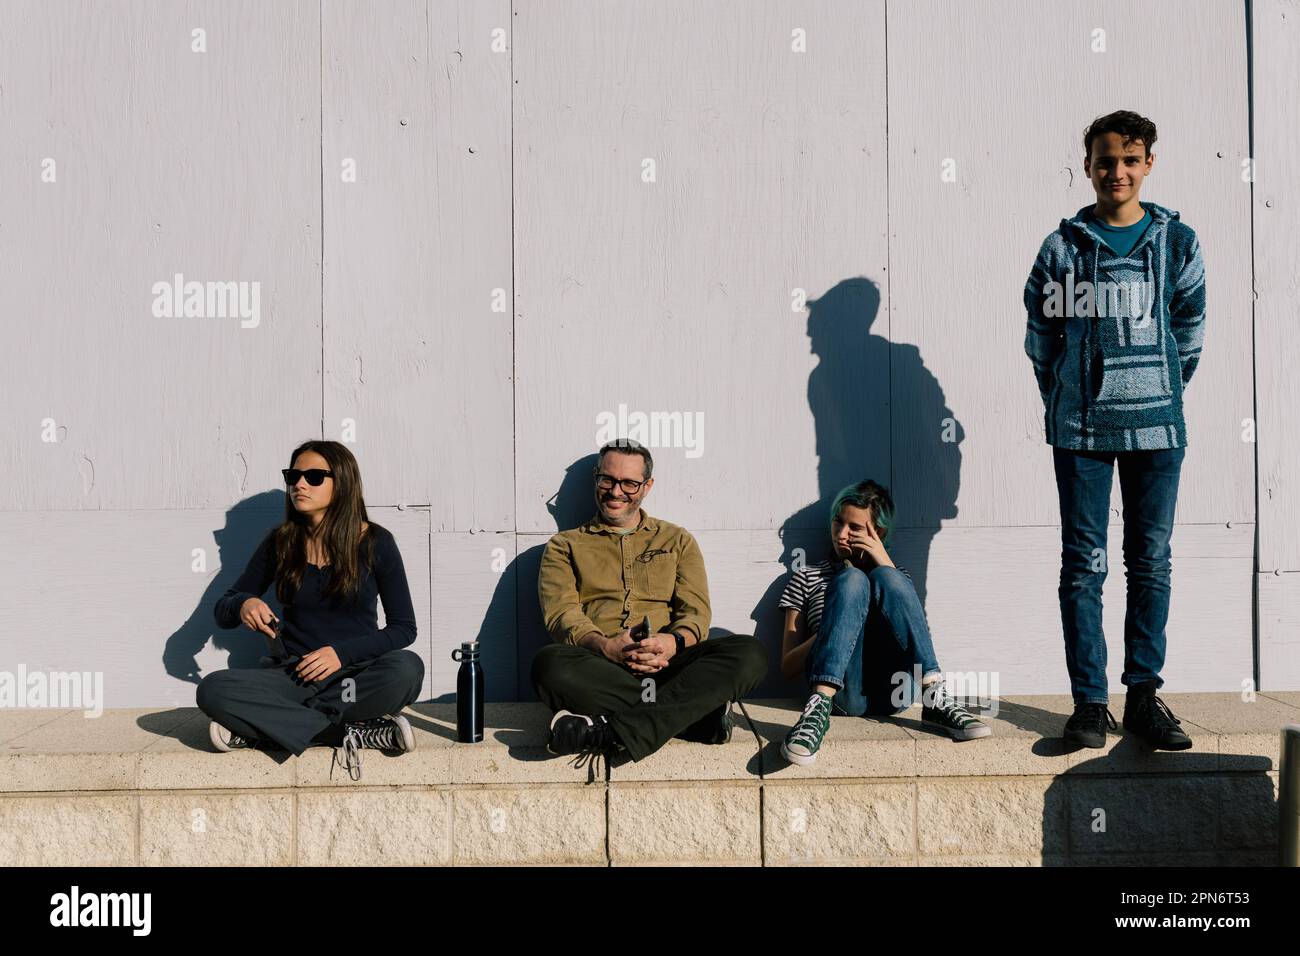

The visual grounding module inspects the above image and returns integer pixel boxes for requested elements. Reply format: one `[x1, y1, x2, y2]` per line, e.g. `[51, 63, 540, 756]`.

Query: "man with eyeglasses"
[531, 438, 767, 763]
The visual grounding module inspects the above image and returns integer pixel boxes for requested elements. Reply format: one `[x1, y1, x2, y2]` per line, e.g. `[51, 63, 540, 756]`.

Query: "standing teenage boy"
[1024, 110, 1206, 750]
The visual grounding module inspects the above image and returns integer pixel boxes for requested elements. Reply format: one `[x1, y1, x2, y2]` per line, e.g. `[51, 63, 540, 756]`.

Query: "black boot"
[1063, 702, 1116, 749]
[1122, 682, 1192, 750]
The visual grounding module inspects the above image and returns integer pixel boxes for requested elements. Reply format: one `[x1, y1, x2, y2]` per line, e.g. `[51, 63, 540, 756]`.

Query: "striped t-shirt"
[777, 558, 914, 640]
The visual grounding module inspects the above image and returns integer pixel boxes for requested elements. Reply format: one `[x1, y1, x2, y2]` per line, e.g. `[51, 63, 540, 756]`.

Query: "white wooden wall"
[0, 0, 1292, 709]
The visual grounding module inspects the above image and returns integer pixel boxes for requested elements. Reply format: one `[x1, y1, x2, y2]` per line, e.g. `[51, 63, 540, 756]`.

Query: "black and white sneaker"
[921, 680, 992, 741]
[336, 714, 416, 781]
[547, 710, 622, 757]
[209, 720, 263, 753]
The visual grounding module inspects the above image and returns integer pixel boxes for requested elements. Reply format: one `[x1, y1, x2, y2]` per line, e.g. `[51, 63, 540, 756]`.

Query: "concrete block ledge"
[1, 693, 1293, 866]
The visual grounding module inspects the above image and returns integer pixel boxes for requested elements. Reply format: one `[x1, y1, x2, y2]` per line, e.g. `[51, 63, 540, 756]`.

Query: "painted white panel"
[429, 531, 517, 702]
[513, 0, 890, 533]
[1259, 572, 1300, 690]
[0, 506, 432, 709]
[1253, 0, 1300, 572]
[322, 0, 514, 530]
[0, 1, 322, 511]
[887, 0, 1253, 529]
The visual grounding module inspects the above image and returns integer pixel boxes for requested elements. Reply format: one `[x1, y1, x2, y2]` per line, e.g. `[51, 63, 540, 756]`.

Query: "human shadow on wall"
[161, 493, 285, 688]
[748, 276, 964, 698]
[470, 455, 600, 702]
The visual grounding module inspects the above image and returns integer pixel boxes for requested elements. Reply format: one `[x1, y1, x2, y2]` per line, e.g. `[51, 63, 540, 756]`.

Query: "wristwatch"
[673, 631, 687, 656]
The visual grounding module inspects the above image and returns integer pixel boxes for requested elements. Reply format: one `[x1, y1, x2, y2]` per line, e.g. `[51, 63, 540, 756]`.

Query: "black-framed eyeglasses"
[594, 472, 647, 494]
[282, 468, 334, 487]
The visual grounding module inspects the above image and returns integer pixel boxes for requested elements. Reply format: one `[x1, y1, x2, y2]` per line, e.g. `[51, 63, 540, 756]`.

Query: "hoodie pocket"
[1089, 335, 1178, 428]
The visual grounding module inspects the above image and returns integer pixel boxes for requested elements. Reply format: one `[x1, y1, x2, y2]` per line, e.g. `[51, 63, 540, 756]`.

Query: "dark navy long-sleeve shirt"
[213, 525, 418, 667]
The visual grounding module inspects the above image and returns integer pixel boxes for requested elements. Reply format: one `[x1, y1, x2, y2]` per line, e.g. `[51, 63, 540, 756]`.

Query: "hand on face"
[843, 519, 890, 568]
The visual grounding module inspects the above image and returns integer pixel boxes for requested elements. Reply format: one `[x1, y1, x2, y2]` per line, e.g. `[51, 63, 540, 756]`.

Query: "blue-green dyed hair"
[829, 479, 895, 547]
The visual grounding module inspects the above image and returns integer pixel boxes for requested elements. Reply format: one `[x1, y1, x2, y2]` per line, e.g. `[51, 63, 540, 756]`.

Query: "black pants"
[530, 634, 767, 761]
[196, 649, 424, 756]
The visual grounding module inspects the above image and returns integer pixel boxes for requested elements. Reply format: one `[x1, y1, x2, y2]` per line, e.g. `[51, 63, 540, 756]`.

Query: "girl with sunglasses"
[197, 440, 424, 779]
[779, 479, 990, 766]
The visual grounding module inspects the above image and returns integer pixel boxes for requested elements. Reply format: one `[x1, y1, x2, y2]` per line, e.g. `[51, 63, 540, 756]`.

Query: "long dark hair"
[270, 440, 382, 606]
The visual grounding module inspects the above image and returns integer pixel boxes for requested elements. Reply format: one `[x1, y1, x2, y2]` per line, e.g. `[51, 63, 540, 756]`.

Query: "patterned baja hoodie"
[1023, 201, 1206, 451]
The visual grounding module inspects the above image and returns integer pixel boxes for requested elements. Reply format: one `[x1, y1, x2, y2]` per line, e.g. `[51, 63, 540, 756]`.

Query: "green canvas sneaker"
[781, 691, 834, 766]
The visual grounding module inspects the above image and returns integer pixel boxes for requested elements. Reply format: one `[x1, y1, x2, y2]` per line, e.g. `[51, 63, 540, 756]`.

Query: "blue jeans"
[1052, 446, 1185, 705]
[805, 564, 942, 716]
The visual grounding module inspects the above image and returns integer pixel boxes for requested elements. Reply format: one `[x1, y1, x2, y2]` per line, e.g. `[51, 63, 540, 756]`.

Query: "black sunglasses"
[282, 468, 334, 486]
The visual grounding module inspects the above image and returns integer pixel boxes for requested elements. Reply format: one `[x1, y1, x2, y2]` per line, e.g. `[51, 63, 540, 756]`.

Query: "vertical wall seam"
[883, 0, 894, 496]
[319, 1, 326, 440]
[1245, 0, 1260, 689]
[605, 782, 612, 866]
[510, 0, 521, 699]
[428, 523, 434, 700]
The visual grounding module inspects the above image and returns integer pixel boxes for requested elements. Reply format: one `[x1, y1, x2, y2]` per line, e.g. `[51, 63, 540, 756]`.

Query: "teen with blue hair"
[778, 480, 989, 766]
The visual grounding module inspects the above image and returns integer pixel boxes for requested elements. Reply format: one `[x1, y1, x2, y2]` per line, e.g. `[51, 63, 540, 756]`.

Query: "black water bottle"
[451, 641, 484, 743]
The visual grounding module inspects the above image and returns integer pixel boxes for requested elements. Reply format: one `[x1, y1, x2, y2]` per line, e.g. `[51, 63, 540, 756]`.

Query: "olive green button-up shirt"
[537, 509, 711, 646]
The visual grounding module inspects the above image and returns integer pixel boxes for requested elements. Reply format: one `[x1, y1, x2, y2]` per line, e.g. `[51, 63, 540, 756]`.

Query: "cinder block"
[297, 789, 452, 865]
[452, 786, 606, 865]
[1067, 776, 1218, 855]
[608, 784, 760, 865]
[918, 779, 1066, 856]
[1070, 852, 1218, 866]
[139, 793, 293, 865]
[139, 713, 296, 789]
[917, 855, 1045, 866]
[763, 782, 913, 863]
[609, 735, 761, 782]
[0, 752, 137, 792]
[1218, 773, 1278, 850]
[0, 795, 135, 865]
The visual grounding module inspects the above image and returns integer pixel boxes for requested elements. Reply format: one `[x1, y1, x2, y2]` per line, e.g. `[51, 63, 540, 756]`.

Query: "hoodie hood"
[1058, 200, 1179, 334]
[1060, 200, 1179, 251]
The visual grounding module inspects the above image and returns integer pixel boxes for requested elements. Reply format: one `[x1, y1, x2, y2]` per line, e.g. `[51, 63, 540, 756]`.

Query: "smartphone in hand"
[630, 614, 651, 643]
[266, 616, 287, 658]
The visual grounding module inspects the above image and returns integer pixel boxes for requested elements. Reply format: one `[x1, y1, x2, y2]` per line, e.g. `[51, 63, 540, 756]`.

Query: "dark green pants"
[530, 635, 767, 761]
